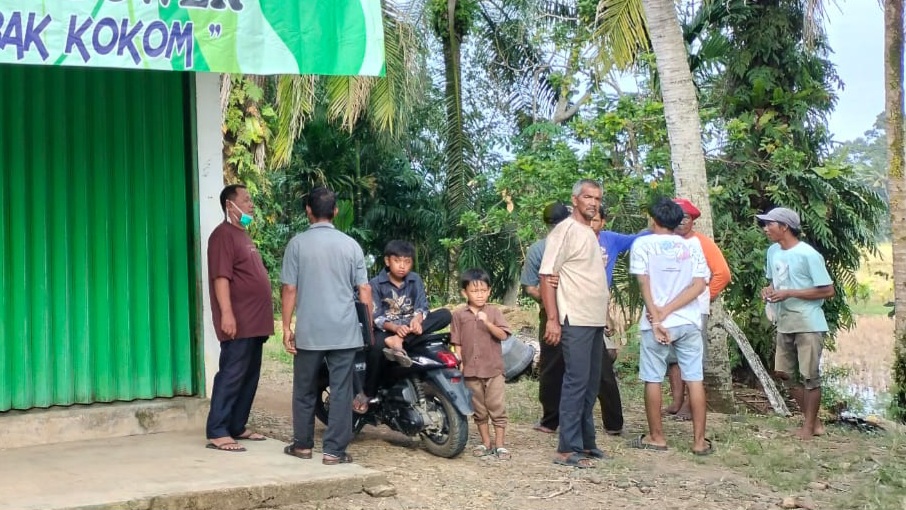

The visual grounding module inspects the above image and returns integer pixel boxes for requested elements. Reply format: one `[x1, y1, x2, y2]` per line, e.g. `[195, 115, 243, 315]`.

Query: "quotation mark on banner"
[208, 23, 222, 38]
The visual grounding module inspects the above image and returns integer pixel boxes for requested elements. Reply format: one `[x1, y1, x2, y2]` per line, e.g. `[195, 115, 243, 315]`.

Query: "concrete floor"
[0, 430, 385, 510]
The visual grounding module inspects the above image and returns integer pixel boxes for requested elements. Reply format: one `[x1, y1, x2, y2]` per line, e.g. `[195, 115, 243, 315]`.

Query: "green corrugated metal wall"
[0, 65, 198, 411]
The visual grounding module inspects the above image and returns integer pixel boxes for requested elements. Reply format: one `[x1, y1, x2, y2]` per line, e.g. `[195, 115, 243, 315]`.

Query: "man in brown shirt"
[539, 179, 610, 468]
[205, 184, 274, 452]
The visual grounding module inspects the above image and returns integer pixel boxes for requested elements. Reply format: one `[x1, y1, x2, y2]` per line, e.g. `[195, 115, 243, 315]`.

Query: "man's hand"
[221, 312, 237, 339]
[477, 311, 488, 323]
[544, 318, 561, 346]
[764, 288, 790, 302]
[283, 328, 297, 355]
[760, 285, 774, 301]
[549, 274, 560, 289]
[409, 316, 424, 335]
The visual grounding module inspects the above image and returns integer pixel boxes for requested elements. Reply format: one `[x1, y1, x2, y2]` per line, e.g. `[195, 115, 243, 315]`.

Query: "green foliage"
[222, 76, 274, 196]
[693, 0, 888, 368]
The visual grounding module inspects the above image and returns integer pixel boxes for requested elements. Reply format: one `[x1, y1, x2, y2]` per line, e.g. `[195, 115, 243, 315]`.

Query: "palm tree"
[268, 0, 428, 169]
[636, 0, 734, 410]
[885, 0, 905, 419]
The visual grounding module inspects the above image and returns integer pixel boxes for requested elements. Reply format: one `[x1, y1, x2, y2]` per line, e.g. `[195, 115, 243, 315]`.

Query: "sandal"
[283, 444, 312, 459]
[353, 393, 370, 414]
[532, 422, 556, 434]
[206, 441, 246, 452]
[627, 434, 668, 451]
[692, 438, 714, 456]
[382, 348, 413, 367]
[583, 448, 608, 459]
[494, 447, 512, 460]
[472, 444, 493, 457]
[322, 452, 354, 465]
[233, 430, 267, 441]
[553, 452, 595, 468]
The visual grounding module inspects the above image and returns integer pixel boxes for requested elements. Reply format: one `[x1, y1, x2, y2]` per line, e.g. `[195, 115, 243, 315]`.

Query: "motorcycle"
[314, 332, 472, 458]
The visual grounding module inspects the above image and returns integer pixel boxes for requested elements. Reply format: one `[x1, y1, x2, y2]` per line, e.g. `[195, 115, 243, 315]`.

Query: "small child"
[450, 268, 512, 460]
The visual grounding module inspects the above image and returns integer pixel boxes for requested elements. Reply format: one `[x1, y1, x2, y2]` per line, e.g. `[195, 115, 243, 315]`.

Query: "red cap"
[673, 198, 701, 220]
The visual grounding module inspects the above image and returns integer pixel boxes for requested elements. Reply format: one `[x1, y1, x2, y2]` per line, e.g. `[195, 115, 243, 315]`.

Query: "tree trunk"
[885, 0, 906, 420]
[642, 0, 734, 411]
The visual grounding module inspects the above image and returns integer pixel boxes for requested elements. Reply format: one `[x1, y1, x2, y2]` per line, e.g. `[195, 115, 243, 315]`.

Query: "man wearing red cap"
[666, 198, 731, 420]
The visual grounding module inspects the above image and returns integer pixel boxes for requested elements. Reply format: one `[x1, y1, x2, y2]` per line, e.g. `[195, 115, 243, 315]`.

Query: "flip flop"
[206, 441, 246, 452]
[322, 453, 354, 465]
[283, 444, 312, 459]
[583, 448, 608, 459]
[627, 435, 668, 451]
[532, 422, 556, 434]
[382, 348, 413, 367]
[234, 430, 267, 441]
[692, 438, 714, 456]
[494, 447, 512, 460]
[553, 452, 595, 468]
[353, 393, 370, 414]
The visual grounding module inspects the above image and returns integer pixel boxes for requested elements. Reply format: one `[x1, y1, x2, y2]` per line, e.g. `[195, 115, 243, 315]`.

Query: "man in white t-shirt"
[628, 197, 711, 455]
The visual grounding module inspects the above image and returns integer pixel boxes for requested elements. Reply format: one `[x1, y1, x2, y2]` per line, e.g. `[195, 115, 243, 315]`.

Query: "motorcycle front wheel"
[420, 381, 469, 458]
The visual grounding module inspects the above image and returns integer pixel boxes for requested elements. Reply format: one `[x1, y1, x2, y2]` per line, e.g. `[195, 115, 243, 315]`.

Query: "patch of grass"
[264, 328, 293, 366]
[705, 414, 906, 509]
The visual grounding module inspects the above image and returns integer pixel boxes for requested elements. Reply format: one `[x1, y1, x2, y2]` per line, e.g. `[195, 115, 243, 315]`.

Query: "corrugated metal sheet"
[0, 65, 198, 411]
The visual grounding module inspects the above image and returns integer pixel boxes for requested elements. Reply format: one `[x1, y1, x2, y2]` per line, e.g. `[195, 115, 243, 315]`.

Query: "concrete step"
[0, 429, 386, 510]
[2, 397, 209, 449]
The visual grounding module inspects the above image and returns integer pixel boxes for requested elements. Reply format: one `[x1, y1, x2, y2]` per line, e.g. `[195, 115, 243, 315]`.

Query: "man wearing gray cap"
[756, 207, 835, 441]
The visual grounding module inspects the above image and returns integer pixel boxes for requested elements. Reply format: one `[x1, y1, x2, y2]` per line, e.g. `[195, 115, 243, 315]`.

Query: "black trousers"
[363, 308, 452, 397]
[292, 348, 357, 458]
[537, 315, 623, 433]
[206, 336, 267, 439]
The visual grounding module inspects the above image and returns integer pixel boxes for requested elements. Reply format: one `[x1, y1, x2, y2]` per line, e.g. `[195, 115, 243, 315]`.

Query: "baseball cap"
[755, 207, 801, 229]
[673, 198, 701, 219]
[542, 202, 571, 226]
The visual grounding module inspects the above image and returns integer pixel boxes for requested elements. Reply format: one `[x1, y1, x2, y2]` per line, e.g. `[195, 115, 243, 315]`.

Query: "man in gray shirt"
[280, 187, 373, 465]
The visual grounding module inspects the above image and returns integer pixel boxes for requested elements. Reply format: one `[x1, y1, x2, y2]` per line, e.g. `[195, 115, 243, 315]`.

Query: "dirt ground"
[250, 363, 759, 510]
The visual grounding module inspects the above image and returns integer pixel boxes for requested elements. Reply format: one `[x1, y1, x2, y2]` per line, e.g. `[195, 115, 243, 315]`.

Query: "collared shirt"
[280, 222, 368, 350]
[370, 268, 429, 331]
[207, 222, 274, 341]
[450, 305, 511, 378]
[539, 217, 610, 327]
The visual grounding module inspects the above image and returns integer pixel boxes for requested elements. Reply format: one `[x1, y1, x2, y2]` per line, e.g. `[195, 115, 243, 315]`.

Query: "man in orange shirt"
[666, 198, 731, 420]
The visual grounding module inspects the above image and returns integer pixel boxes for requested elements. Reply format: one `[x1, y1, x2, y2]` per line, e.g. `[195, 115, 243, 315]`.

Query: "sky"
[825, 1, 885, 142]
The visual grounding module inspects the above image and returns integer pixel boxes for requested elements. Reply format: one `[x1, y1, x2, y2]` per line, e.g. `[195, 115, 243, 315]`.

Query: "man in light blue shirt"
[281, 187, 373, 464]
[757, 207, 835, 441]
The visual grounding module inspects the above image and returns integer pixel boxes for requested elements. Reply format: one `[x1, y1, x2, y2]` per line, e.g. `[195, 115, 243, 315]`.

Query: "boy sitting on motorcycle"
[450, 268, 512, 460]
[356, 240, 452, 413]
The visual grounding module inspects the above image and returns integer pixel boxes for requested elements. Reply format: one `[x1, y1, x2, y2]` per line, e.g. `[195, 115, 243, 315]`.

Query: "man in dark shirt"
[359, 240, 451, 410]
[205, 184, 274, 452]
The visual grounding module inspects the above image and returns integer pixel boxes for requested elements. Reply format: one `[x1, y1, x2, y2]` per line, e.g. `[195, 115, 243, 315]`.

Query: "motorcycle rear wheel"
[314, 383, 367, 434]
[419, 381, 469, 458]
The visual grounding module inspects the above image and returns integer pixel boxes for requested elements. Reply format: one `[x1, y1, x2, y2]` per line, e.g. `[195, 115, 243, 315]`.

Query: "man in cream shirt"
[539, 179, 610, 468]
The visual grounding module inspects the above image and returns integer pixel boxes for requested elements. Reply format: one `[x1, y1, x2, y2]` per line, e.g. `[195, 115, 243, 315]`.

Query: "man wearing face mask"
[205, 184, 274, 452]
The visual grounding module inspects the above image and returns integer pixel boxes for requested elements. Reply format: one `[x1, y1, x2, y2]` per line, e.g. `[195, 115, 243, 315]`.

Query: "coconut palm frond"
[594, 0, 650, 71]
[325, 75, 374, 132]
[271, 74, 315, 169]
